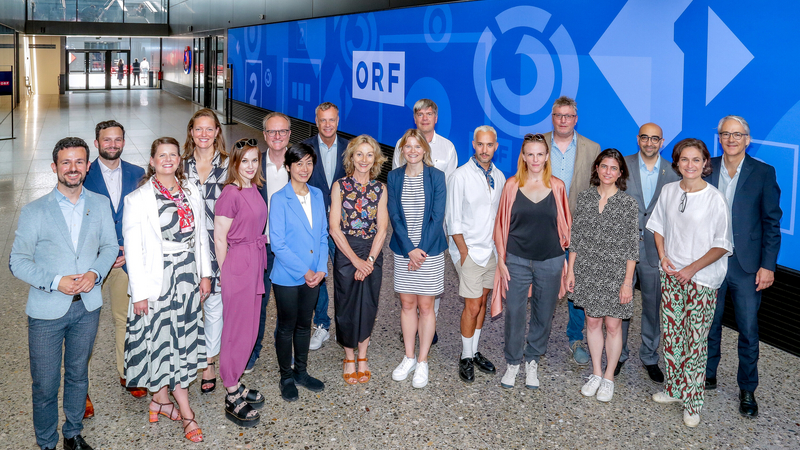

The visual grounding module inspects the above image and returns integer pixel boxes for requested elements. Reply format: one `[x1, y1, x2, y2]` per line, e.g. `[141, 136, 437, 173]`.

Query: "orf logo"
[352, 51, 404, 107]
[183, 46, 192, 74]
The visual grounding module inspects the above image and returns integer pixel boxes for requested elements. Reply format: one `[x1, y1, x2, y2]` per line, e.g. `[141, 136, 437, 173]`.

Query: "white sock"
[461, 335, 474, 359]
[472, 329, 482, 354]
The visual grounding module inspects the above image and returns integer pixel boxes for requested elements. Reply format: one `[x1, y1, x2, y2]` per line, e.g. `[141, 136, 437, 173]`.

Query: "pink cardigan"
[490, 176, 572, 318]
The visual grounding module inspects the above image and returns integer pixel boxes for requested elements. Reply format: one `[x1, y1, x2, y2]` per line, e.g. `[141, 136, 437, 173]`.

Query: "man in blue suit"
[704, 115, 782, 418]
[83, 120, 146, 399]
[10, 137, 118, 450]
[302, 102, 349, 350]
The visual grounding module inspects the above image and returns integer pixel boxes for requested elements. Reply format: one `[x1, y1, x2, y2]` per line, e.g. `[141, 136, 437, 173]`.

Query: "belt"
[72, 294, 81, 302]
[162, 236, 196, 254]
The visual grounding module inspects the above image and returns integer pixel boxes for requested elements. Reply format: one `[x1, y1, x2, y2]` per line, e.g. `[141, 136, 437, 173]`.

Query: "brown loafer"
[83, 395, 94, 419]
[120, 377, 148, 398]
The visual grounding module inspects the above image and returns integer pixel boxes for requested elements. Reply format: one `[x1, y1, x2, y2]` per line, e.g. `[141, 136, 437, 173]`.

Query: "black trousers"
[273, 283, 320, 379]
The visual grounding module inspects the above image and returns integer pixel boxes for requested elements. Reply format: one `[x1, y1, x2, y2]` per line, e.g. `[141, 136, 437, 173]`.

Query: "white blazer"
[123, 177, 212, 307]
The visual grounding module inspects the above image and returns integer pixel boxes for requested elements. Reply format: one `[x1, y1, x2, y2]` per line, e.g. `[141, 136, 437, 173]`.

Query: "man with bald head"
[620, 123, 680, 383]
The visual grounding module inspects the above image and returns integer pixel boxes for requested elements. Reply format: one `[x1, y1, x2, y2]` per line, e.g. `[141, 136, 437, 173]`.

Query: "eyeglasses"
[639, 134, 662, 144]
[679, 192, 687, 213]
[234, 138, 258, 149]
[719, 131, 748, 140]
[265, 129, 289, 137]
[523, 133, 546, 142]
[552, 113, 576, 120]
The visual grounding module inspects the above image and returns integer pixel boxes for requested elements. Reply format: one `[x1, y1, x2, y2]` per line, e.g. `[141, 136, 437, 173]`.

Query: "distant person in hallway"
[704, 116, 782, 418]
[182, 108, 229, 395]
[123, 137, 211, 443]
[647, 138, 733, 428]
[329, 135, 388, 385]
[132, 59, 141, 86]
[117, 59, 124, 85]
[140, 58, 150, 85]
[10, 137, 118, 450]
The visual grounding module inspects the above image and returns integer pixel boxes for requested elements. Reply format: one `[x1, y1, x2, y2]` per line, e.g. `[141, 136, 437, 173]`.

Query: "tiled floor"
[1, 91, 798, 449]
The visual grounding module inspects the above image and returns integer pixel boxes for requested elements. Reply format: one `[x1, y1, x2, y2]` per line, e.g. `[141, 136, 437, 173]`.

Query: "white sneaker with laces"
[525, 360, 539, 389]
[412, 361, 429, 388]
[683, 410, 700, 427]
[581, 374, 602, 397]
[652, 391, 682, 404]
[309, 325, 330, 350]
[596, 378, 614, 402]
[392, 356, 417, 381]
[500, 364, 519, 388]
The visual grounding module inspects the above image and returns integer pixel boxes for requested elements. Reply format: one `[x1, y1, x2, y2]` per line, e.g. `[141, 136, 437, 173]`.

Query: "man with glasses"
[620, 123, 679, 382]
[246, 112, 291, 373]
[543, 96, 600, 365]
[704, 115, 782, 418]
[303, 102, 349, 350]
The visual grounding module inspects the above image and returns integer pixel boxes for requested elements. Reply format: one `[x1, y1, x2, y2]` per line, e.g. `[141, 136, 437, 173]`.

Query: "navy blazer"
[268, 182, 329, 286]
[387, 164, 447, 258]
[704, 154, 782, 273]
[303, 134, 349, 212]
[83, 158, 145, 272]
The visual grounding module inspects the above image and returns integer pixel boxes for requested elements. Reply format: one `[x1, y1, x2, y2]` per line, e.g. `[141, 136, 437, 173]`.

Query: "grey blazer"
[624, 153, 681, 267]
[544, 131, 600, 215]
[10, 188, 119, 320]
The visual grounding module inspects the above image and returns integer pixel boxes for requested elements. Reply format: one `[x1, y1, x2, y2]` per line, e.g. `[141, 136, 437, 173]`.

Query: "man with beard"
[84, 121, 146, 402]
[10, 137, 118, 450]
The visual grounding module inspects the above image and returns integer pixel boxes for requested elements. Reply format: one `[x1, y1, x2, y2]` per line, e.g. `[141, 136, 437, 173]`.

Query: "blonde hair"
[396, 129, 433, 167]
[515, 133, 552, 188]
[343, 135, 386, 180]
[182, 108, 228, 163]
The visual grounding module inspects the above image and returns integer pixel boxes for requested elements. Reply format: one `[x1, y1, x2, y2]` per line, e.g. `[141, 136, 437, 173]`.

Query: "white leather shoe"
[596, 378, 614, 402]
[309, 325, 330, 350]
[500, 364, 519, 388]
[392, 356, 417, 381]
[652, 391, 682, 404]
[412, 361, 429, 388]
[683, 410, 700, 427]
[581, 374, 602, 397]
[525, 360, 539, 389]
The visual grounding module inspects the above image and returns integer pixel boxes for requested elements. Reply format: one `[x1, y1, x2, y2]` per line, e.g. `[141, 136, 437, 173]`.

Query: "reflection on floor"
[1, 91, 798, 449]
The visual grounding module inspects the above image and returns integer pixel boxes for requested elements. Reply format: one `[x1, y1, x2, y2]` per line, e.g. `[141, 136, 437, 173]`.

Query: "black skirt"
[333, 234, 383, 348]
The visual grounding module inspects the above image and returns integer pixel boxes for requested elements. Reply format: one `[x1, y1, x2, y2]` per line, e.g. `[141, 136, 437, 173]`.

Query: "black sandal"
[200, 362, 216, 394]
[236, 383, 265, 409]
[225, 388, 261, 428]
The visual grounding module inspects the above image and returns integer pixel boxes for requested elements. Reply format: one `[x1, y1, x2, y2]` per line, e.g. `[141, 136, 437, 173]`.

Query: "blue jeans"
[29, 301, 100, 449]
[312, 236, 336, 330]
[249, 243, 276, 366]
[565, 250, 586, 343]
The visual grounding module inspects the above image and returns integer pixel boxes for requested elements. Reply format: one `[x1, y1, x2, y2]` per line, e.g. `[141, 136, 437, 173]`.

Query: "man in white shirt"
[247, 112, 291, 372]
[140, 58, 149, 85]
[392, 99, 458, 344]
[446, 125, 506, 383]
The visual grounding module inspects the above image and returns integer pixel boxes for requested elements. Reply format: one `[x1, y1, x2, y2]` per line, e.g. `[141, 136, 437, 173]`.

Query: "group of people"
[10, 95, 781, 450]
[116, 58, 150, 86]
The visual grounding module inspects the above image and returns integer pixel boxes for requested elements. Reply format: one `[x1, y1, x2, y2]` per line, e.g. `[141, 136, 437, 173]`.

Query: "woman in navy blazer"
[269, 143, 329, 402]
[387, 129, 447, 389]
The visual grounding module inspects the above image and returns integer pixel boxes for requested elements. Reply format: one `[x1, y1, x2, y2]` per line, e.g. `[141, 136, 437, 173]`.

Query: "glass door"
[111, 51, 131, 89]
[67, 51, 88, 90]
[215, 36, 225, 111]
[87, 52, 106, 89]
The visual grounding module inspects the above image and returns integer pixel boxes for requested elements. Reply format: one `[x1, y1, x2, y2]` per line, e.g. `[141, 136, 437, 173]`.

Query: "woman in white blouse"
[646, 138, 733, 428]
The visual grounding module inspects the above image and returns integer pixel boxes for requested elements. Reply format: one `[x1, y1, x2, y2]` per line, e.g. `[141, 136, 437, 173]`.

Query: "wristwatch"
[367, 255, 376, 263]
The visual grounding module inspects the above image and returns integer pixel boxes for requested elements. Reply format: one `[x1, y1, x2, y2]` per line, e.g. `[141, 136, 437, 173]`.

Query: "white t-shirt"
[393, 131, 458, 180]
[263, 149, 289, 240]
[297, 192, 313, 226]
[646, 181, 733, 289]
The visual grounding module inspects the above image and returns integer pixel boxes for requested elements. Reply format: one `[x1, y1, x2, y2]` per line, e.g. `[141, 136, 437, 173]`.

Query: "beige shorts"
[454, 253, 497, 299]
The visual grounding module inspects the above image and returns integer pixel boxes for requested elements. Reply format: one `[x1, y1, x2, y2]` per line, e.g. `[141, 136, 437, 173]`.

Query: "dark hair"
[590, 148, 629, 190]
[283, 142, 317, 169]
[225, 139, 264, 190]
[141, 137, 187, 187]
[671, 138, 712, 177]
[95, 120, 126, 141]
[52, 137, 90, 163]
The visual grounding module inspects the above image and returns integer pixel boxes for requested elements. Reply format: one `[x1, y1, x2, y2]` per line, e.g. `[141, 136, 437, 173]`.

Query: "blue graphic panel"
[228, 0, 800, 270]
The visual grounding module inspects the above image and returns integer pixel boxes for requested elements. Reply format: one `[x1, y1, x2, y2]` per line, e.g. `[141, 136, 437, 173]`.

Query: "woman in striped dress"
[387, 129, 448, 389]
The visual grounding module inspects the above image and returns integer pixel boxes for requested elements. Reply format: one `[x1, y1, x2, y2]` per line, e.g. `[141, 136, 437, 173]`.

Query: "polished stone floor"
[1, 91, 798, 449]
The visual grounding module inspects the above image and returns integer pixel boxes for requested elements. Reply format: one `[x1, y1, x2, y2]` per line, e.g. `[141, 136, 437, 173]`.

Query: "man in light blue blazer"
[10, 137, 118, 450]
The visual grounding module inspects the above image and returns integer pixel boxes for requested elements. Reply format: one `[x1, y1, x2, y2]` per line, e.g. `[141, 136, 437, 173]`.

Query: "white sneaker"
[412, 361, 429, 388]
[525, 360, 539, 389]
[309, 325, 330, 350]
[500, 364, 519, 388]
[683, 410, 700, 427]
[392, 356, 417, 381]
[596, 378, 614, 402]
[581, 374, 602, 397]
[652, 391, 682, 404]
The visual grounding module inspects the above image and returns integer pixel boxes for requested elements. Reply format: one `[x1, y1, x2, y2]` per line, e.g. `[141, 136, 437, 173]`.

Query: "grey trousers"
[503, 253, 563, 365]
[620, 260, 662, 365]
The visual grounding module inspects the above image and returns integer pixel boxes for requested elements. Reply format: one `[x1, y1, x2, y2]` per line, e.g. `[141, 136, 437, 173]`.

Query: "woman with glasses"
[182, 108, 228, 394]
[388, 129, 448, 389]
[214, 139, 267, 426]
[646, 138, 732, 427]
[566, 148, 639, 403]
[329, 135, 388, 385]
[491, 133, 571, 390]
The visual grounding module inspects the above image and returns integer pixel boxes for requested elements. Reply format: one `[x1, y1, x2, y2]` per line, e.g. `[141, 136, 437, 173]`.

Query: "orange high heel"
[357, 358, 371, 384]
[149, 400, 181, 423]
[343, 359, 358, 385]
[182, 413, 203, 443]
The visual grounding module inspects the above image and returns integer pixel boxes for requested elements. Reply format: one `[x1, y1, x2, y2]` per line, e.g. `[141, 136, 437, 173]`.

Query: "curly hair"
[342, 135, 386, 180]
[589, 148, 629, 191]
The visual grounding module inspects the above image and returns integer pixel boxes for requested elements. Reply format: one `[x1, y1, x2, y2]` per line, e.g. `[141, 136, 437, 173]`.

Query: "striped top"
[401, 173, 425, 246]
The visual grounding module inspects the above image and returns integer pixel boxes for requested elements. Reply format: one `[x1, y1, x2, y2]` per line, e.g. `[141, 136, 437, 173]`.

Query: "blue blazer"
[705, 154, 782, 273]
[9, 188, 119, 319]
[83, 158, 145, 272]
[387, 164, 447, 258]
[303, 134, 349, 212]
[269, 182, 329, 286]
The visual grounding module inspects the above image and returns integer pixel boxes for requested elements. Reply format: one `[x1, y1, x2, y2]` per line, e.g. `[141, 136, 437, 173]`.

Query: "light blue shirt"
[718, 157, 744, 213]
[50, 187, 100, 291]
[318, 135, 338, 188]
[639, 153, 660, 208]
[550, 133, 577, 195]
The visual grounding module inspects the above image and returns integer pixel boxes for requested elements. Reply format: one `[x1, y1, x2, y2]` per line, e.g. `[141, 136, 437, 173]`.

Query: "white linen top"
[646, 181, 733, 289]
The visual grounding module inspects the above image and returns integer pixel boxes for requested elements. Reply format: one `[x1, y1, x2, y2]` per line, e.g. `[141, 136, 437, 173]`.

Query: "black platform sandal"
[200, 362, 216, 394]
[225, 387, 261, 427]
[235, 383, 265, 409]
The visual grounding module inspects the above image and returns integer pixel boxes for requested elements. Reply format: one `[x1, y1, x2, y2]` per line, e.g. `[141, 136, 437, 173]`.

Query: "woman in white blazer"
[123, 137, 212, 444]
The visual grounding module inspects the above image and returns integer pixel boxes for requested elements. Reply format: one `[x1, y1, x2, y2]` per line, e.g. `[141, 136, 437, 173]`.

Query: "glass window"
[125, 1, 167, 24]
[29, 0, 77, 21]
[78, 0, 123, 23]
